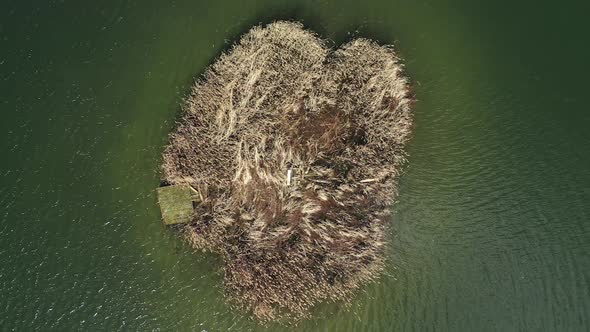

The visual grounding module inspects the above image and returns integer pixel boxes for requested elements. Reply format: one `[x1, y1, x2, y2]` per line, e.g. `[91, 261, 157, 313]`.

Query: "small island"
[159, 21, 413, 322]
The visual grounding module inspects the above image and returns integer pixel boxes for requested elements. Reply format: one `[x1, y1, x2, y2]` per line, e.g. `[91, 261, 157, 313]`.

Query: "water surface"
[1, 0, 589, 331]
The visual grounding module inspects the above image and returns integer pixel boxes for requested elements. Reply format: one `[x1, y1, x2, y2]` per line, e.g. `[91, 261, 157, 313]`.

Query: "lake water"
[1, 0, 589, 331]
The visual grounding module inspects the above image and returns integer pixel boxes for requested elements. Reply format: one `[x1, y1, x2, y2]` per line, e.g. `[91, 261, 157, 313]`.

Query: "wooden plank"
[156, 185, 194, 225]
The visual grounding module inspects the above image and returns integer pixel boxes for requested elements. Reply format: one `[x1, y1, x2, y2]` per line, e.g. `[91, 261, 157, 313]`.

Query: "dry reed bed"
[162, 21, 413, 322]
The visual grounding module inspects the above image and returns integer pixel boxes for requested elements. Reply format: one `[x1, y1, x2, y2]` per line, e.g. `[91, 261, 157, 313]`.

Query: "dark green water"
[1, 0, 589, 331]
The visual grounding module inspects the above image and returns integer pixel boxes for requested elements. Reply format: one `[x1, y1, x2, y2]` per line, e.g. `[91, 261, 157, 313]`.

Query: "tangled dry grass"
[161, 21, 413, 322]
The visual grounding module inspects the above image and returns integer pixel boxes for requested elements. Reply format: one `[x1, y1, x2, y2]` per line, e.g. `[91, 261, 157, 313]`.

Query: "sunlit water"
[1, 0, 589, 331]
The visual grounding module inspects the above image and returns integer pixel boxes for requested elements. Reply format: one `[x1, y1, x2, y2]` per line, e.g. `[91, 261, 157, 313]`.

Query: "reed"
[162, 21, 414, 322]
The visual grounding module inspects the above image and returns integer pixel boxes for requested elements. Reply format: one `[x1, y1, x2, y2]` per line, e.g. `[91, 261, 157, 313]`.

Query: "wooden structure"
[156, 184, 199, 225]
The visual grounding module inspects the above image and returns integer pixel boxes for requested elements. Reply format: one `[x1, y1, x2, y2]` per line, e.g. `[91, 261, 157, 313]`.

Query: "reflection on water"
[0, 0, 588, 330]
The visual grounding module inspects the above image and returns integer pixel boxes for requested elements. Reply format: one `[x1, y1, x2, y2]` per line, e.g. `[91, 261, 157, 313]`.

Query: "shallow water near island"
[1, 0, 589, 331]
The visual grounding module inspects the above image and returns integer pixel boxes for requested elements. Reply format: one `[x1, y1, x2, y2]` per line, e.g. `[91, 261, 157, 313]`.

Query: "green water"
[1, 0, 589, 331]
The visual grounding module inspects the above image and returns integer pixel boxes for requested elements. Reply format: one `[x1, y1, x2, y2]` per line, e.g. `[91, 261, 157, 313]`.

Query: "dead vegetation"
[161, 21, 414, 322]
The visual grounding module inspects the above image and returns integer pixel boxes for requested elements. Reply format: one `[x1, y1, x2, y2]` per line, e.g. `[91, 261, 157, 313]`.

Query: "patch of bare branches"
[162, 21, 413, 322]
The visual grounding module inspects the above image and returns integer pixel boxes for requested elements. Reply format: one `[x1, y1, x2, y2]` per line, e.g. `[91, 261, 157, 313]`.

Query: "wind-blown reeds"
[161, 21, 414, 322]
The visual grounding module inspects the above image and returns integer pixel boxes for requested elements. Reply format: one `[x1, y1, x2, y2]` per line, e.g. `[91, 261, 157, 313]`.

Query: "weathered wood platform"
[156, 185, 198, 225]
